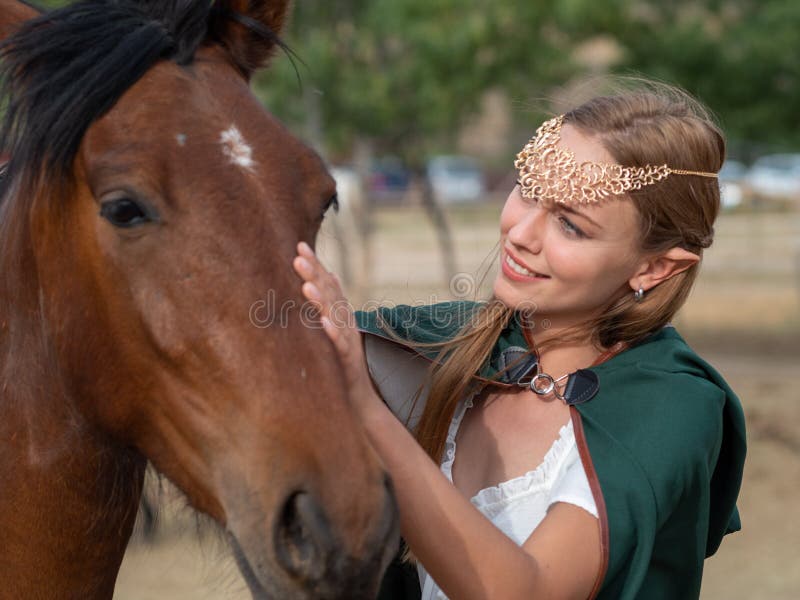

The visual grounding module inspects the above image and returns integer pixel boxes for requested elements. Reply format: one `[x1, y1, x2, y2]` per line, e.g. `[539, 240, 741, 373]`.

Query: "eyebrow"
[558, 204, 602, 229]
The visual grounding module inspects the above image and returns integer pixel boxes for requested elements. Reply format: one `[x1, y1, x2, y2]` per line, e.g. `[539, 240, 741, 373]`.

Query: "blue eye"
[558, 215, 585, 238]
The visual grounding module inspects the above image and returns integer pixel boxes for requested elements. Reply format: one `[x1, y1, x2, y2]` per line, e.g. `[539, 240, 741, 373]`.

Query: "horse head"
[0, 1, 397, 598]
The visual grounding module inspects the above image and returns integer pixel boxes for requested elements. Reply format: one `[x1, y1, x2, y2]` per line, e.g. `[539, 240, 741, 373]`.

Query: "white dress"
[417, 395, 599, 600]
[361, 335, 599, 600]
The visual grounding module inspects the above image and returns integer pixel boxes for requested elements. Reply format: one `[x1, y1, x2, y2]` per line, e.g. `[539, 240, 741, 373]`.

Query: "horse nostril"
[272, 479, 399, 595]
[274, 491, 332, 582]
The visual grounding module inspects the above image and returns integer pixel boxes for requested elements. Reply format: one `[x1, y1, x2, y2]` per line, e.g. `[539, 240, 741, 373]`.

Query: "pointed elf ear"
[208, 0, 292, 80]
[0, 1, 40, 41]
[629, 246, 700, 293]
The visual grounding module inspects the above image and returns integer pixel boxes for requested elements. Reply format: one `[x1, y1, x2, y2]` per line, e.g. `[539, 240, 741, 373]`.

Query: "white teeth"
[506, 254, 537, 277]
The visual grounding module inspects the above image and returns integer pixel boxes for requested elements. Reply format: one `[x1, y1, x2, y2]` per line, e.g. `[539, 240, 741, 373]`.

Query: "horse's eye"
[100, 197, 151, 228]
[326, 193, 339, 215]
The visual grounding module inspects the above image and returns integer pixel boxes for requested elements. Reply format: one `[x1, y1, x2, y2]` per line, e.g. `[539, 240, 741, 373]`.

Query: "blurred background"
[36, 0, 800, 598]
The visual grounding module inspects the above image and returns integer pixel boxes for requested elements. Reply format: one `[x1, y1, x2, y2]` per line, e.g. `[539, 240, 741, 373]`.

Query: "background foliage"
[32, 0, 800, 163]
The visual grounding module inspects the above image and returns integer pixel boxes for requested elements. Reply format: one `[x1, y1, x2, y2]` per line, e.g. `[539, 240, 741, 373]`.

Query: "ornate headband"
[514, 115, 718, 204]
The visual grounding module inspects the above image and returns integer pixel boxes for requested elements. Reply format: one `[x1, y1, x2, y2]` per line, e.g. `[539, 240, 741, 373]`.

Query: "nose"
[274, 475, 398, 596]
[507, 201, 546, 253]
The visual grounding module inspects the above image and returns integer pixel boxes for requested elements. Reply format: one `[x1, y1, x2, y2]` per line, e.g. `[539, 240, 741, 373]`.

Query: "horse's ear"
[208, 0, 292, 80]
[0, 1, 40, 41]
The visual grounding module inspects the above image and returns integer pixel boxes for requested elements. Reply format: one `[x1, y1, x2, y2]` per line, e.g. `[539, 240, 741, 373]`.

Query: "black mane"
[0, 0, 214, 195]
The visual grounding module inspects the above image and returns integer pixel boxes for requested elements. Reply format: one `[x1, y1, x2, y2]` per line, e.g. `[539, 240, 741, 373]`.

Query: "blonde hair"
[413, 83, 725, 464]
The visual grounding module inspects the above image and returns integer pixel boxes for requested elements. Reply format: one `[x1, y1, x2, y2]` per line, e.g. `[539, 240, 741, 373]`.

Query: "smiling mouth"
[503, 252, 550, 279]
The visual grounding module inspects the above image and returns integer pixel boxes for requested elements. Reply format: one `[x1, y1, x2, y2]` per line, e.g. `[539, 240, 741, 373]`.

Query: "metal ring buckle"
[530, 373, 555, 395]
[529, 373, 568, 401]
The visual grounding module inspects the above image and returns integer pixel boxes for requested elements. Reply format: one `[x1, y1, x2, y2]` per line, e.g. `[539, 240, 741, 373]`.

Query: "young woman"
[292, 86, 746, 600]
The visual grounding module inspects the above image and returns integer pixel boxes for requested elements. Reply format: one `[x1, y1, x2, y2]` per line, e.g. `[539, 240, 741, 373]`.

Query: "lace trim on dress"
[440, 395, 576, 515]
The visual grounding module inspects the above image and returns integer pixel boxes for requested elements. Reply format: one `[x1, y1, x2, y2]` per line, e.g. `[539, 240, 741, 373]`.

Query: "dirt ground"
[114, 206, 800, 599]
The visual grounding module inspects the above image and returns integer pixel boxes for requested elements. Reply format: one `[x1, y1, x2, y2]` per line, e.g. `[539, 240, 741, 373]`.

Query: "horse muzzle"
[227, 474, 399, 599]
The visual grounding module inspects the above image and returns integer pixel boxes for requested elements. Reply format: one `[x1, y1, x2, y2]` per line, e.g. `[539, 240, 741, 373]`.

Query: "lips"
[502, 249, 550, 281]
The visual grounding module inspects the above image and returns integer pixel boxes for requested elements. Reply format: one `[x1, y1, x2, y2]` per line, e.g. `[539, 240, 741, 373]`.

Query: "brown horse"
[0, 1, 397, 598]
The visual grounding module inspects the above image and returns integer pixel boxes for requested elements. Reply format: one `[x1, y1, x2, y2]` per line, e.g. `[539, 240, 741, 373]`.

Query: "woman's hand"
[292, 242, 381, 415]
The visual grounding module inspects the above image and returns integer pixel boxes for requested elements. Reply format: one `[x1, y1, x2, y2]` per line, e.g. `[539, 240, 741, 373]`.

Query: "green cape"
[357, 302, 746, 600]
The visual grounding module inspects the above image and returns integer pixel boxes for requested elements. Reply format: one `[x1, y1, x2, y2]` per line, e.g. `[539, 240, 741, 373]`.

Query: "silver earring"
[634, 286, 645, 302]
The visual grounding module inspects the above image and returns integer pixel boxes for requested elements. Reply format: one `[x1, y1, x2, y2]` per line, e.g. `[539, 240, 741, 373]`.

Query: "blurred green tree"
[21, 0, 800, 154]
[253, 1, 586, 287]
[256, 0, 577, 165]
[611, 0, 800, 154]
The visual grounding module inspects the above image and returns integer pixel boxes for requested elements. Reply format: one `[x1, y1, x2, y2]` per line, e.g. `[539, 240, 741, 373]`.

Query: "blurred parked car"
[426, 155, 486, 204]
[368, 157, 410, 202]
[718, 159, 748, 209]
[746, 153, 800, 202]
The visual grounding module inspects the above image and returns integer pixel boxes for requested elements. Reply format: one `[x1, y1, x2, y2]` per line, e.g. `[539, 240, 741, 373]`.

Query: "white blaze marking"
[176, 133, 187, 146]
[220, 125, 255, 170]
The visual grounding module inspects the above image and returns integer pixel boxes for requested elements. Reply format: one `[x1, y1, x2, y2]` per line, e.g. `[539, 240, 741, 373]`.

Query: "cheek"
[499, 195, 524, 236]
[545, 238, 634, 288]
[542, 231, 596, 281]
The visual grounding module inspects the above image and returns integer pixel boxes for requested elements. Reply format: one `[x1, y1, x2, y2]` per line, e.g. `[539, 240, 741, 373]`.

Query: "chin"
[492, 277, 538, 314]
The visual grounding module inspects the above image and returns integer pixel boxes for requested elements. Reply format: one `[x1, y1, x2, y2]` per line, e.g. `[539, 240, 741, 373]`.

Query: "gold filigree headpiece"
[514, 115, 718, 204]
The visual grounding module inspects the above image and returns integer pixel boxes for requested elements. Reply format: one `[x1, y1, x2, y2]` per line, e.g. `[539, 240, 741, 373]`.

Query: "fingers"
[322, 314, 370, 392]
[297, 240, 314, 259]
[295, 244, 374, 395]
[293, 242, 352, 327]
[293, 243, 343, 310]
[321, 315, 347, 357]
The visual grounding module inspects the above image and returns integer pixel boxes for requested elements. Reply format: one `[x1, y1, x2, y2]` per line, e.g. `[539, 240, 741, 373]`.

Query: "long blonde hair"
[413, 83, 725, 464]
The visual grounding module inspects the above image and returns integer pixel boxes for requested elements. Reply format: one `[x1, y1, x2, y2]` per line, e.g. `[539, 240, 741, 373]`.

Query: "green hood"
[354, 301, 528, 379]
[358, 302, 746, 599]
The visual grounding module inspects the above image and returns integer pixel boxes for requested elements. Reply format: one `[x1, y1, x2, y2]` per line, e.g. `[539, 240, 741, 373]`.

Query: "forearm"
[362, 401, 544, 600]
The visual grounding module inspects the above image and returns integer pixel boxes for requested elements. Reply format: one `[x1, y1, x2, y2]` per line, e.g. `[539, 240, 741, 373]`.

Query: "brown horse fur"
[0, 1, 397, 598]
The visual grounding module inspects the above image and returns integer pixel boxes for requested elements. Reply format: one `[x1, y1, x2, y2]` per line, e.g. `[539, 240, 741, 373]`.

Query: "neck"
[1, 286, 146, 599]
[0, 393, 146, 599]
[521, 317, 602, 377]
[537, 341, 601, 379]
